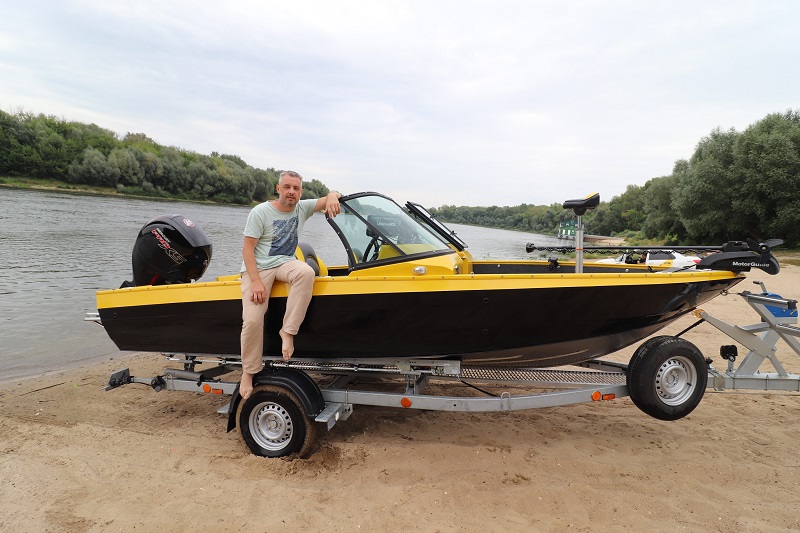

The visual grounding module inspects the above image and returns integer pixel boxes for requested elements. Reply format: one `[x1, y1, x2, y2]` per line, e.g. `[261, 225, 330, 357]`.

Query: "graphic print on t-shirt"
[269, 216, 299, 256]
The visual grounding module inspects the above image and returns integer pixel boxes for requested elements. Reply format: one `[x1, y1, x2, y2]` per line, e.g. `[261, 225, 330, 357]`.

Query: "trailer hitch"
[104, 368, 165, 392]
[104, 369, 132, 391]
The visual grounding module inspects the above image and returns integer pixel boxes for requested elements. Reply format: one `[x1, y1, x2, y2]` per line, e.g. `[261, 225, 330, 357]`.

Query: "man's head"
[275, 170, 303, 210]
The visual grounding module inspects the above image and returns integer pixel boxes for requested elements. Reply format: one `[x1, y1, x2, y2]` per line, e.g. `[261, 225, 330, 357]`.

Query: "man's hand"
[324, 191, 341, 218]
[250, 278, 267, 304]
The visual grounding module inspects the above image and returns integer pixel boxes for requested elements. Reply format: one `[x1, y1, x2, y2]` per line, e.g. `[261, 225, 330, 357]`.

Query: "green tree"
[0, 107, 334, 205]
[731, 110, 800, 243]
[251, 169, 275, 201]
[68, 147, 119, 186]
[302, 178, 329, 199]
[132, 149, 164, 190]
[159, 147, 191, 194]
[0, 109, 32, 174]
[641, 171, 686, 242]
[108, 148, 144, 186]
[672, 128, 740, 242]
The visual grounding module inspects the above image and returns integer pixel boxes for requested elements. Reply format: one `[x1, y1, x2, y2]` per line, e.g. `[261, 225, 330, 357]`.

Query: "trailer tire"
[239, 385, 316, 458]
[627, 336, 707, 421]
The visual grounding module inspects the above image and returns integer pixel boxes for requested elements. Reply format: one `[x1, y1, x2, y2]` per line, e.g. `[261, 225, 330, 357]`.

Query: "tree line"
[432, 110, 800, 247]
[0, 109, 330, 204]
[3, 107, 798, 246]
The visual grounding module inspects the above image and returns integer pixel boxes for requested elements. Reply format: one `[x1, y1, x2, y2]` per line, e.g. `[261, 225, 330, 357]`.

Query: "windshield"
[331, 194, 452, 268]
[406, 201, 467, 251]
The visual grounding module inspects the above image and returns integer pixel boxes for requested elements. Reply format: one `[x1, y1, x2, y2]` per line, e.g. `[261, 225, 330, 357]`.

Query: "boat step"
[315, 402, 353, 430]
[460, 366, 626, 386]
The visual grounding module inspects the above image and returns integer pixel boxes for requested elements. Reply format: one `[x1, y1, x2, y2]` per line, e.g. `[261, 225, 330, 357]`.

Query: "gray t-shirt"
[241, 199, 317, 271]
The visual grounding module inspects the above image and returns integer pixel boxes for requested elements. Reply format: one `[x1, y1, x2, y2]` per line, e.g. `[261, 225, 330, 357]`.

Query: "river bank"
[0, 177, 255, 206]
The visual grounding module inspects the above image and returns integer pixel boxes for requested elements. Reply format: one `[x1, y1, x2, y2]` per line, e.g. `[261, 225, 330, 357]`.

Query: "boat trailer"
[101, 283, 799, 458]
[697, 282, 800, 392]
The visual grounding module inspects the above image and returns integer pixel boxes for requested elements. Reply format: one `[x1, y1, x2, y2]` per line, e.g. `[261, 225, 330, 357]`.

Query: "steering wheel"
[363, 236, 383, 262]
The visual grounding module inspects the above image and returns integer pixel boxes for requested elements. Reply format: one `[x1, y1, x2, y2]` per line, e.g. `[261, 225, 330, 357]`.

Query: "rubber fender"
[226, 367, 325, 432]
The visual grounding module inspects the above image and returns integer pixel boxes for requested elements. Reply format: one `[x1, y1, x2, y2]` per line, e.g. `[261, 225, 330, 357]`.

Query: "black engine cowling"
[130, 214, 212, 286]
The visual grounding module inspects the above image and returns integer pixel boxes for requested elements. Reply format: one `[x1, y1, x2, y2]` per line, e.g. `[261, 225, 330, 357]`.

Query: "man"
[239, 170, 341, 400]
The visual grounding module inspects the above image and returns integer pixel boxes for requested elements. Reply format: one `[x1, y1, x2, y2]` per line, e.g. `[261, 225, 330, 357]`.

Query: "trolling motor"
[526, 201, 783, 277]
[526, 238, 783, 275]
[696, 238, 782, 275]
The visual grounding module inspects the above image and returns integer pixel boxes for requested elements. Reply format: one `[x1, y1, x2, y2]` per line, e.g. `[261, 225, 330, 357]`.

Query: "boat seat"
[296, 242, 328, 276]
[562, 192, 600, 216]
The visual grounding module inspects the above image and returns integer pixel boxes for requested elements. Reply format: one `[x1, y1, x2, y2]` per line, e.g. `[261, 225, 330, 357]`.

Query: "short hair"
[279, 170, 303, 183]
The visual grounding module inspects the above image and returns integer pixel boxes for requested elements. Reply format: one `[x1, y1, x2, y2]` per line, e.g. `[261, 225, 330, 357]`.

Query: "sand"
[2, 266, 800, 532]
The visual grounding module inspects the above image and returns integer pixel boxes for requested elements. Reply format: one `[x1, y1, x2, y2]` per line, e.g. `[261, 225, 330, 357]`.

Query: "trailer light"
[203, 384, 211, 393]
[400, 397, 412, 408]
[602, 393, 615, 401]
[212, 388, 223, 395]
[591, 391, 601, 401]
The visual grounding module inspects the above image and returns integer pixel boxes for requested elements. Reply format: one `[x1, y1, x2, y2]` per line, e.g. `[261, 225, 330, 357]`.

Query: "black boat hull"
[98, 273, 741, 367]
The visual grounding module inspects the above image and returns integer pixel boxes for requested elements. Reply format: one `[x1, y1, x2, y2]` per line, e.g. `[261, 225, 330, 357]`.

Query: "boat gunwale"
[96, 268, 745, 309]
[97, 268, 743, 293]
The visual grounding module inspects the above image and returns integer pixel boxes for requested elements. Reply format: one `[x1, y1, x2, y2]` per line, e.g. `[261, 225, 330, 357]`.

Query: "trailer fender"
[227, 368, 325, 432]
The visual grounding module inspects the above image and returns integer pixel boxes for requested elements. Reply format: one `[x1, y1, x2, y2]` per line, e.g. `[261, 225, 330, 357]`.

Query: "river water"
[0, 187, 563, 381]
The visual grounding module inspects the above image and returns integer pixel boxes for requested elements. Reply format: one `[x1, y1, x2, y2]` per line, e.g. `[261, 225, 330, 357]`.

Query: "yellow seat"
[295, 243, 328, 276]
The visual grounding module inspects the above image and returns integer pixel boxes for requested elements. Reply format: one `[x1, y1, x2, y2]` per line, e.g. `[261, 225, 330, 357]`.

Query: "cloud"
[1, 0, 798, 207]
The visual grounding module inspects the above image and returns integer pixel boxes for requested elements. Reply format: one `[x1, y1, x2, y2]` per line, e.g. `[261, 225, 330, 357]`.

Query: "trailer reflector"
[400, 397, 412, 408]
[591, 391, 601, 401]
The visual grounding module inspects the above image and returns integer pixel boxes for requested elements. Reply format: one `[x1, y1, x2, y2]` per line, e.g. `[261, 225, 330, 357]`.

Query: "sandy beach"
[2, 265, 800, 532]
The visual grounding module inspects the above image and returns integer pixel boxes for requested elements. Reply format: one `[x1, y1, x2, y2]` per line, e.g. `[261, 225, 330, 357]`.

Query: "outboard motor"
[130, 214, 212, 286]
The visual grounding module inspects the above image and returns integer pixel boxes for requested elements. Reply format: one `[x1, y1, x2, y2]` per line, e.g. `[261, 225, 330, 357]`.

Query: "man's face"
[276, 176, 302, 207]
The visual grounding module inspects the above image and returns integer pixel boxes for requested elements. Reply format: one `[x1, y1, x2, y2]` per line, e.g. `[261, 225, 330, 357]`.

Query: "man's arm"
[315, 190, 342, 217]
[242, 236, 267, 304]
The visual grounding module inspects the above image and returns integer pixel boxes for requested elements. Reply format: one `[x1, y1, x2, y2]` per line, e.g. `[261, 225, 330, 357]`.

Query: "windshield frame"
[405, 201, 467, 251]
[327, 192, 457, 271]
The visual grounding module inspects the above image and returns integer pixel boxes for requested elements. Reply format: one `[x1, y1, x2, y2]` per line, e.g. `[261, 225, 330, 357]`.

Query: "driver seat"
[296, 242, 328, 276]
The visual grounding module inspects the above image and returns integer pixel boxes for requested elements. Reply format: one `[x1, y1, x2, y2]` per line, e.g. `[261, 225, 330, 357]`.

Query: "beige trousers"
[240, 259, 315, 374]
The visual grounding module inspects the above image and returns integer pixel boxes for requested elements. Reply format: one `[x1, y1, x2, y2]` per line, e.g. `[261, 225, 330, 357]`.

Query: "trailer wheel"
[627, 336, 707, 421]
[239, 385, 316, 458]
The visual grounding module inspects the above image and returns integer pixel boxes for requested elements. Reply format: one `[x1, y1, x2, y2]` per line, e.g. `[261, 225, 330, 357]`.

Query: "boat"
[594, 250, 702, 269]
[557, 220, 576, 239]
[93, 192, 781, 368]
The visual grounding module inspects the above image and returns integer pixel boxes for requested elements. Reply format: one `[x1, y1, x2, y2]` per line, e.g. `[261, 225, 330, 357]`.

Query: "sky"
[1, 1, 798, 208]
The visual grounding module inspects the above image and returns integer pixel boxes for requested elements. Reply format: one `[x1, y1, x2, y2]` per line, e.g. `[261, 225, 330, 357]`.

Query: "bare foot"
[240, 372, 254, 400]
[279, 329, 295, 361]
